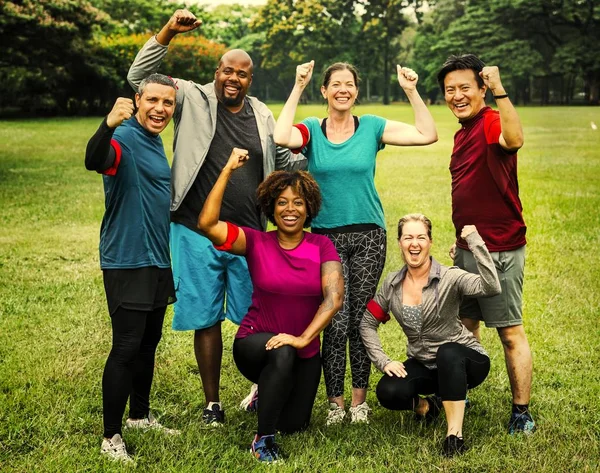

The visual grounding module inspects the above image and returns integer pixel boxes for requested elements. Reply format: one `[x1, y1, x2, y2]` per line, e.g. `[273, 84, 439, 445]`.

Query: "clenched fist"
[106, 98, 134, 129]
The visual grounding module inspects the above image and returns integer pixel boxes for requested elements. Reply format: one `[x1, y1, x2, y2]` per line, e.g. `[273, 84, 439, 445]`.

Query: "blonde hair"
[397, 213, 433, 240]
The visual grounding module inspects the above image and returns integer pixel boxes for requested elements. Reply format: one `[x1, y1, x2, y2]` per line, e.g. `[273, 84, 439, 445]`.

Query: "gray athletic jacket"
[359, 231, 501, 371]
[127, 36, 305, 226]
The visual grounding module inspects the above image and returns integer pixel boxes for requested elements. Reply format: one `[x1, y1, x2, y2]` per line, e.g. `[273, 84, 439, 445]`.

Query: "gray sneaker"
[125, 412, 181, 435]
[100, 433, 134, 463]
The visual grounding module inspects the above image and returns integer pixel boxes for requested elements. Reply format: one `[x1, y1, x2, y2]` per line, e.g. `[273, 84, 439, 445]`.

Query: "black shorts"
[102, 267, 176, 316]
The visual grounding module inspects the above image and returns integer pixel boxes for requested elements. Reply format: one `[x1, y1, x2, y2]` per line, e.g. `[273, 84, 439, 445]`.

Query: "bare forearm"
[405, 88, 438, 143]
[274, 85, 303, 147]
[156, 24, 177, 46]
[198, 167, 232, 233]
[496, 97, 524, 150]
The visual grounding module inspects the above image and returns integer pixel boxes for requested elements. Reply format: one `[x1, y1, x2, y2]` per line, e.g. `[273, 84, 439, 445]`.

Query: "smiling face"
[273, 186, 307, 236]
[214, 50, 253, 111]
[134, 83, 176, 135]
[399, 220, 432, 269]
[321, 69, 358, 112]
[443, 69, 487, 121]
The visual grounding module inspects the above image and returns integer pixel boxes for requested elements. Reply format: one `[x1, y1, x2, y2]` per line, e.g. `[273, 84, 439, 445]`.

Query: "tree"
[0, 0, 110, 114]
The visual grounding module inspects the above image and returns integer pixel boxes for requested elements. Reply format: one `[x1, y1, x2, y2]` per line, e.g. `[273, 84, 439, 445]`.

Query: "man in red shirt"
[437, 54, 535, 434]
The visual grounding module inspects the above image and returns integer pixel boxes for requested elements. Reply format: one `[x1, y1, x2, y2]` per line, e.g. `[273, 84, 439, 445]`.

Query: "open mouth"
[281, 215, 299, 225]
[224, 83, 241, 95]
[454, 103, 468, 111]
[149, 115, 166, 125]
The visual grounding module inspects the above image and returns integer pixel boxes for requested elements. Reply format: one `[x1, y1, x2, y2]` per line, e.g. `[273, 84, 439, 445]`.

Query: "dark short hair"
[322, 62, 360, 88]
[138, 73, 177, 95]
[256, 171, 322, 228]
[437, 54, 486, 93]
[397, 213, 433, 240]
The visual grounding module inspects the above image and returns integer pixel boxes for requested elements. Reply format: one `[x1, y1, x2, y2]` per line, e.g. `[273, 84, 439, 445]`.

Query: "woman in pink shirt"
[198, 148, 344, 463]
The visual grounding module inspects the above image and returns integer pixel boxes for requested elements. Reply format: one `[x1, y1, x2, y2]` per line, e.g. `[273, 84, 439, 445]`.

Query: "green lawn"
[0, 105, 599, 472]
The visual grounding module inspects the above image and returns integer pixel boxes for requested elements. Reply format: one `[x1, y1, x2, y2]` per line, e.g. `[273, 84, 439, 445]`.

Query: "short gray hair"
[138, 73, 177, 95]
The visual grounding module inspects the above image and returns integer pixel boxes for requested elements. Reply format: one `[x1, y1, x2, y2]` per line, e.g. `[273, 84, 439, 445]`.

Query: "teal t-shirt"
[301, 115, 387, 230]
[99, 118, 171, 269]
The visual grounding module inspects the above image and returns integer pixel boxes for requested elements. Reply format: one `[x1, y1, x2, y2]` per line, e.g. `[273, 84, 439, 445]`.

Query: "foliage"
[1, 107, 600, 470]
[0, 0, 110, 114]
[88, 0, 187, 34]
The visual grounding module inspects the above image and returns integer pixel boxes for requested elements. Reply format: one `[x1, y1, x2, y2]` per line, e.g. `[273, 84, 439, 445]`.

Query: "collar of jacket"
[389, 257, 443, 317]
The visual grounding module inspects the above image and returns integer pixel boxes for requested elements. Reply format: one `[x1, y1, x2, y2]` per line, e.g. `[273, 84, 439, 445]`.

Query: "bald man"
[128, 9, 305, 427]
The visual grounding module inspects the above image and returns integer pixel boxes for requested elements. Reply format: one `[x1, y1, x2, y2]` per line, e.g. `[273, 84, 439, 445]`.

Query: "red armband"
[213, 221, 240, 251]
[291, 123, 309, 154]
[101, 139, 122, 176]
[367, 299, 390, 323]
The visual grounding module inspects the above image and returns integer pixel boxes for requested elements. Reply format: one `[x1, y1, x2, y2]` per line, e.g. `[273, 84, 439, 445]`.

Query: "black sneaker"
[442, 435, 468, 457]
[416, 395, 441, 424]
[508, 410, 536, 434]
[202, 404, 225, 427]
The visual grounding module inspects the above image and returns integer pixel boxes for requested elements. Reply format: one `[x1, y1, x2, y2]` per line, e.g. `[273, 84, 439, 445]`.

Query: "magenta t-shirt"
[235, 227, 341, 358]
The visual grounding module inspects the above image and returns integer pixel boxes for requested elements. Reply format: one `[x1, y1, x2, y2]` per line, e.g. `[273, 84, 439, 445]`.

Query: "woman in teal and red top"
[274, 61, 438, 425]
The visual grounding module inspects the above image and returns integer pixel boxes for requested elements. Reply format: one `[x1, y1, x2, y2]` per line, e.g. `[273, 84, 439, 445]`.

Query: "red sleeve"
[213, 221, 240, 251]
[483, 110, 501, 145]
[101, 139, 122, 176]
[291, 123, 310, 154]
[366, 299, 390, 323]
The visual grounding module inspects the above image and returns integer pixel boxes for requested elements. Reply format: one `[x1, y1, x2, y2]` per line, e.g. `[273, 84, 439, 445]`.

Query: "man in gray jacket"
[128, 9, 305, 426]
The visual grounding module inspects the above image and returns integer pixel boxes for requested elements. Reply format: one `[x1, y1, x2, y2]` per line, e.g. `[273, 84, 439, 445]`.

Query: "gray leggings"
[321, 227, 386, 398]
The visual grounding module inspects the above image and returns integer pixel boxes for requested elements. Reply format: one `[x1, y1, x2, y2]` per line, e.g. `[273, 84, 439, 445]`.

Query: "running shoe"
[326, 402, 346, 426]
[442, 434, 468, 457]
[202, 404, 225, 427]
[349, 401, 371, 424]
[250, 434, 282, 463]
[100, 433, 134, 464]
[239, 384, 259, 412]
[508, 410, 536, 434]
[125, 412, 180, 435]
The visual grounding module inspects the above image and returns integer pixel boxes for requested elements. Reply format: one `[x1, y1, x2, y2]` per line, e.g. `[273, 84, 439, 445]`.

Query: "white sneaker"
[326, 403, 346, 426]
[349, 402, 371, 424]
[125, 412, 181, 435]
[239, 383, 259, 412]
[100, 433, 134, 463]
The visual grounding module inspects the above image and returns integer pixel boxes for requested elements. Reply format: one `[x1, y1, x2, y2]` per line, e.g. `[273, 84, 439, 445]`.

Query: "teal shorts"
[454, 245, 525, 328]
[170, 223, 252, 331]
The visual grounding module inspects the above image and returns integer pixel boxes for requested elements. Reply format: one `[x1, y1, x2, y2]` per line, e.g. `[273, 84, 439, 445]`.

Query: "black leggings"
[322, 228, 387, 397]
[233, 333, 321, 436]
[376, 342, 490, 411]
[102, 305, 165, 438]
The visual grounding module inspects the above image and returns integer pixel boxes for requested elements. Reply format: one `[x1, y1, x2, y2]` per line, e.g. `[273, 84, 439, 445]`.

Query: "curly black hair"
[256, 170, 322, 228]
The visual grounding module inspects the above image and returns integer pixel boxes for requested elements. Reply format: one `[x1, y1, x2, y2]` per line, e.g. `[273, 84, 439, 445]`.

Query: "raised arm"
[480, 66, 524, 152]
[127, 9, 201, 91]
[197, 148, 249, 255]
[85, 98, 134, 172]
[265, 260, 344, 350]
[273, 60, 314, 149]
[453, 225, 501, 297]
[381, 65, 438, 146]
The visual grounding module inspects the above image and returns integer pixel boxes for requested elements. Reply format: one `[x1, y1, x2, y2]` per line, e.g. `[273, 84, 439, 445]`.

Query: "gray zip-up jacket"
[359, 231, 501, 372]
[127, 36, 305, 227]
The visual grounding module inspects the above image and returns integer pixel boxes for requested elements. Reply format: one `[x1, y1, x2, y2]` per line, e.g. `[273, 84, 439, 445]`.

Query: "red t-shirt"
[451, 107, 526, 252]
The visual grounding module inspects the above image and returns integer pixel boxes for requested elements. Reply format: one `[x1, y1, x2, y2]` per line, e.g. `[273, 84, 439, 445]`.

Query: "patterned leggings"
[321, 227, 387, 398]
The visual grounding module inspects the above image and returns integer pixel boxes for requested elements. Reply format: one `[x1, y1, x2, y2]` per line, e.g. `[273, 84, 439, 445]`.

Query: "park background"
[0, 0, 599, 471]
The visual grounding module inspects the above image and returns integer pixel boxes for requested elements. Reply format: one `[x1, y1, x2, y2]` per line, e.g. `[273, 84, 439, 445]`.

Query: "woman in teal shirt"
[274, 60, 437, 426]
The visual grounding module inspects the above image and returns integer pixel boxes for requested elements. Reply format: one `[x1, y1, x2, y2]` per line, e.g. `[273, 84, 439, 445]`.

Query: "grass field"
[0, 104, 599, 472]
